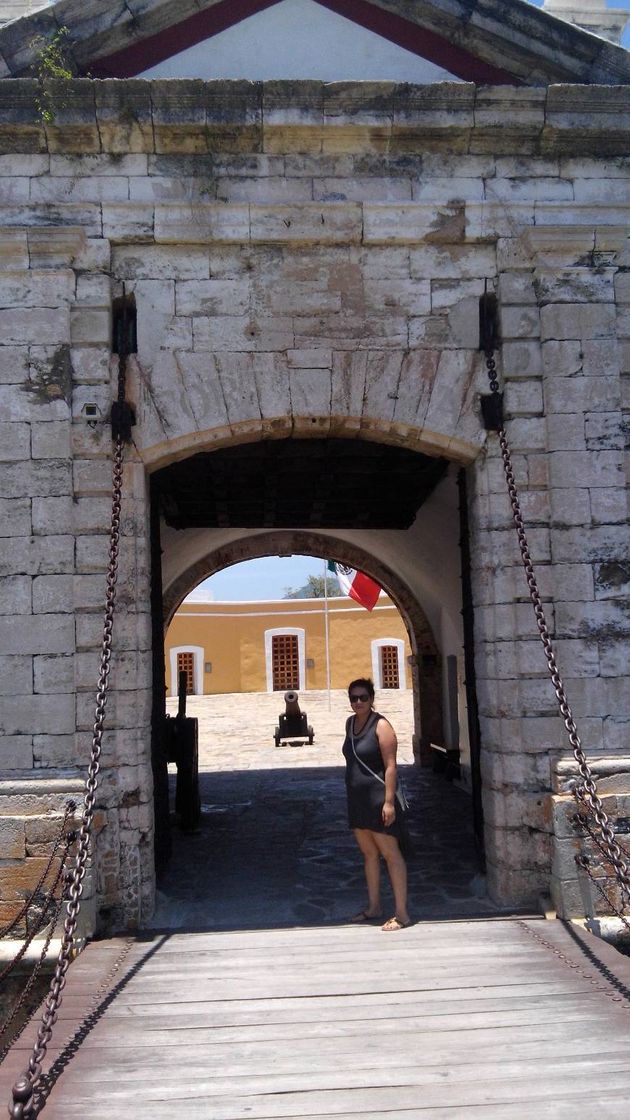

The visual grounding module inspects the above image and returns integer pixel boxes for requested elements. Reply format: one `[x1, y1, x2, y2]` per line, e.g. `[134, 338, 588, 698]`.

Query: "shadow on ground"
[152, 764, 510, 930]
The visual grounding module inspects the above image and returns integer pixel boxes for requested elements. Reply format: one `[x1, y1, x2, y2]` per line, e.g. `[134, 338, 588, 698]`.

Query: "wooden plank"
[37, 1070, 630, 1120]
[54, 1059, 630, 1108]
[20, 1019, 630, 1085]
[26, 991, 609, 1036]
[6, 918, 630, 1119]
[26, 1001, 630, 1051]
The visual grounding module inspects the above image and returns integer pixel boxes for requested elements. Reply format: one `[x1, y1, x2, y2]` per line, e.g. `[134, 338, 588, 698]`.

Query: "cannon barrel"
[284, 690, 301, 716]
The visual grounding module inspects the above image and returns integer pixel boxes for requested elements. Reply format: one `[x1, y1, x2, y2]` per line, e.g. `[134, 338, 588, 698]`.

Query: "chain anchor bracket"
[110, 400, 136, 443]
[111, 286, 137, 445]
[480, 393, 504, 432]
[479, 290, 503, 431]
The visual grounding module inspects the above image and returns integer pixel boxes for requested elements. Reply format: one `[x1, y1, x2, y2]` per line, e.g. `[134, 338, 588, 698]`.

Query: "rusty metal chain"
[31, 935, 136, 1117]
[517, 919, 630, 1006]
[572, 806, 630, 937]
[483, 343, 630, 904]
[0, 804, 76, 943]
[9, 435, 125, 1120]
[574, 854, 630, 939]
[574, 790, 630, 867]
[0, 839, 73, 1062]
[518, 919, 608, 988]
[0, 831, 74, 989]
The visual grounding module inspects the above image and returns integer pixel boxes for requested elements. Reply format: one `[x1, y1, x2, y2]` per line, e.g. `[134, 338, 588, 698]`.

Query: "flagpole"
[323, 559, 332, 711]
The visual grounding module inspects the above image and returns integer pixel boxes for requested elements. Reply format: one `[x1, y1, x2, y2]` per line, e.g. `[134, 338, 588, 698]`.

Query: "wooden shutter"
[177, 651, 195, 695]
[380, 645, 400, 689]
[272, 635, 299, 691]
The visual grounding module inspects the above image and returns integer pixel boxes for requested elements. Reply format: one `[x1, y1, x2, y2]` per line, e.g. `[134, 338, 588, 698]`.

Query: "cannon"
[273, 691, 314, 747]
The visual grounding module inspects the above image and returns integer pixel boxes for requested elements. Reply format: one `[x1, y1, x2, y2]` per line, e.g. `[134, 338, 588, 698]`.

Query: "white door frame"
[371, 638, 406, 689]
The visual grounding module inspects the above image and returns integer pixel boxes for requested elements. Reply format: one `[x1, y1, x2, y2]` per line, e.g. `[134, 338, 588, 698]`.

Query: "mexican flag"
[327, 561, 381, 612]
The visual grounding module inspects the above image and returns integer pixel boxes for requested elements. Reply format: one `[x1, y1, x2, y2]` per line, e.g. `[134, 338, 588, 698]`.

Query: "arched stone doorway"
[148, 431, 478, 885]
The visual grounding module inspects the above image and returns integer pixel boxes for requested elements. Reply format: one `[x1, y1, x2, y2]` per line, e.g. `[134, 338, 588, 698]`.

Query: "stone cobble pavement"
[153, 690, 507, 930]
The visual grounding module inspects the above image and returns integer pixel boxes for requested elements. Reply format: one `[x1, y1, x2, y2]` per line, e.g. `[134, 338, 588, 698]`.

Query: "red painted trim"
[88, 0, 280, 78]
[87, 0, 520, 83]
[316, 0, 518, 84]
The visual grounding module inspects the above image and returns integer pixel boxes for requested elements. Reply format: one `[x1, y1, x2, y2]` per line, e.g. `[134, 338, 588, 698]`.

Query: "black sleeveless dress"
[342, 710, 404, 841]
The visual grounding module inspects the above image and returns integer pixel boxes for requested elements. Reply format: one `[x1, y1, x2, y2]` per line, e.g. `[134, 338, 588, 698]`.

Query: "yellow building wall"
[165, 597, 411, 695]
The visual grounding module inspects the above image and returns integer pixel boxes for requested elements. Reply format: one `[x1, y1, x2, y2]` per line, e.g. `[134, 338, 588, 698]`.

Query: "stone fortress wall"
[0, 78, 628, 931]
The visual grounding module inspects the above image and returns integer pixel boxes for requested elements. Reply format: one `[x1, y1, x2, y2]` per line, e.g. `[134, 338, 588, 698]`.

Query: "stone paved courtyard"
[153, 690, 510, 929]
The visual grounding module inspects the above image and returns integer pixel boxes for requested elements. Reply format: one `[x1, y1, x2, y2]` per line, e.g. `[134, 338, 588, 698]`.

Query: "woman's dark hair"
[348, 677, 375, 701]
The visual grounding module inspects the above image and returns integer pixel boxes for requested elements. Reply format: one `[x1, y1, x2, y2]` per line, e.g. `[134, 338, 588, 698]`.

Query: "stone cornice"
[0, 79, 629, 157]
[1, 0, 630, 85]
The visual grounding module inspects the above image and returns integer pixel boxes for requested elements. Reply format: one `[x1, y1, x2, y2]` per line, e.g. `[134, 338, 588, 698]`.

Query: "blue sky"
[189, 555, 335, 602]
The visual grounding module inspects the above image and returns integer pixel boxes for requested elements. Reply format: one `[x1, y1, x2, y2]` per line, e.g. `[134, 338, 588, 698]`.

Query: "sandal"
[349, 909, 382, 923]
[381, 916, 411, 931]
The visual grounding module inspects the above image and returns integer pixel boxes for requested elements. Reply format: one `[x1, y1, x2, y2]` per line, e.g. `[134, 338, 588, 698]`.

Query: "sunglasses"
[350, 694, 370, 703]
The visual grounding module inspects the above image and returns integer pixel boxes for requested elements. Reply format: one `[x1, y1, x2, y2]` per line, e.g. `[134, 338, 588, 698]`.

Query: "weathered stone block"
[1, 459, 71, 499]
[545, 413, 585, 452]
[70, 307, 111, 346]
[0, 345, 28, 385]
[33, 654, 74, 694]
[0, 573, 31, 615]
[30, 421, 71, 460]
[175, 278, 249, 317]
[0, 655, 32, 695]
[0, 819, 25, 859]
[364, 202, 464, 245]
[549, 449, 623, 489]
[0, 307, 70, 346]
[0, 497, 30, 538]
[32, 734, 77, 768]
[503, 416, 546, 451]
[32, 574, 73, 614]
[72, 458, 113, 497]
[541, 338, 583, 377]
[153, 202, 249, 244]
[500, 304, 541, 339]
[549, 485, 589, 527]
[555, 598, 629, 638]
[0, 736, 33, 769]
[541, 302, 617, 341]
[544, 374, 621, 414]
[0, 856, 61, 900]
[1, 692, 74, 735]
[0, 421, 30, 461]
[590, 487, 628, 526]
[584, 411, 624, 450]
[94, 81, 154, 154]
[113, 243, 210, 281]
[0, 614, 74, 656]
[504, 380, 543, 416]
[0, 536, 74, 578]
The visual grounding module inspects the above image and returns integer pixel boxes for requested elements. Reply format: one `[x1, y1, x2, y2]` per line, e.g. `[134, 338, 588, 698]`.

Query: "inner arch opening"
[149, 434, 487, 926]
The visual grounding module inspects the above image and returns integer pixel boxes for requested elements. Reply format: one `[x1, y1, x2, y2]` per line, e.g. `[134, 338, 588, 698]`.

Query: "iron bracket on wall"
[479, 290, 503, 431]
[111, 287, 137, 444]
[480, 393, 504, 432]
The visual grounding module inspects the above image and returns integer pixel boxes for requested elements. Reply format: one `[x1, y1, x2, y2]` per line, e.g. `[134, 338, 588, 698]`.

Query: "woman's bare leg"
[373, 833, 409, 926]
[353, 829, 382, 916]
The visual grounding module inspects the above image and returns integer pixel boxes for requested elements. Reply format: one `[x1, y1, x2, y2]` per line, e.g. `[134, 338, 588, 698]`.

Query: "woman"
[342, 678, 410, 931]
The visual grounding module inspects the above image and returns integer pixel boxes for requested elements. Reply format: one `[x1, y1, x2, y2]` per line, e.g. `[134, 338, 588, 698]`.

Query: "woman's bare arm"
[376, 718, 398, 826]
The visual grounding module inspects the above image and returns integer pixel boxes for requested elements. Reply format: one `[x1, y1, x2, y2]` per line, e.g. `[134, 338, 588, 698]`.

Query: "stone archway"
[163, 528, 445, 758]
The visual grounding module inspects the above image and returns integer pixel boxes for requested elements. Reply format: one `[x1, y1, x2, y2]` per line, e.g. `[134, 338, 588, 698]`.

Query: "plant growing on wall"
[30, 26, 73, 123]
